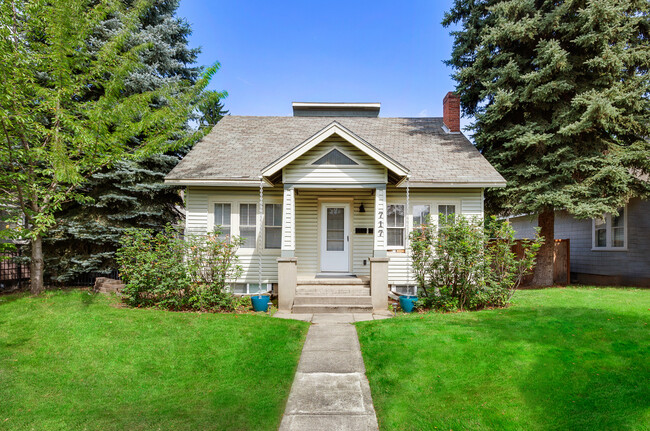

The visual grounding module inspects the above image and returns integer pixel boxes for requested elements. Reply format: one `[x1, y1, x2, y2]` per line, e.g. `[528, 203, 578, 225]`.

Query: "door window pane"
[326, 207, 345, 251]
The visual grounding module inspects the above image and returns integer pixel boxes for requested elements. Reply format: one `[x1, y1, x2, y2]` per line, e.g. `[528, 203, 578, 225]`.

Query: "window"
[387, 204, 405, 247]
[239, 203, 257, 248]
[265, 204, 282, 249]
[391, 285, 417, 296]
[231, 283, 272, 295]
[214, 203, 231, 236]
[413, 205, 431, 228]
[593, 207, 626, 249]
[438, 204, 456, 224]
[312, 149, 358, 165]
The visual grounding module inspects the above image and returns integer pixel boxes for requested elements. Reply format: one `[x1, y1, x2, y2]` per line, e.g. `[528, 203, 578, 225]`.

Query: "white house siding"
[185, 186, 283, 284]
[385, 188, 484, 285]
[283, 137, 387, 185]
[509, 198, 650, 285]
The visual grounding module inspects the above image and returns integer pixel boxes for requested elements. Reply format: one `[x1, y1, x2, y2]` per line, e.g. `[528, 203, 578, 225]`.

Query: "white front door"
[320, 203, 350, 273]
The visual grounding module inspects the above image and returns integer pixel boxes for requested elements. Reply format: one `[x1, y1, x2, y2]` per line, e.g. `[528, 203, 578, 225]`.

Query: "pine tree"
[43, 0, 227, 283]
[443, 0, 650, 286]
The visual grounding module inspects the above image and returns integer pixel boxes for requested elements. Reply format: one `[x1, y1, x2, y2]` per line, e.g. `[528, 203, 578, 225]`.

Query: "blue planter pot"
[399, 295, 418, 313]
[251, 295, 270, 312]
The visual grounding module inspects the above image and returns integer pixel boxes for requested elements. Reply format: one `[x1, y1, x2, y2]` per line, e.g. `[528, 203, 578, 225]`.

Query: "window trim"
[211, 202, 232, 237]
[592, 206, 628, 251]
[264, 203, 282, 250]
[230, 282, 272, 295]
[386, 202, 406, 250]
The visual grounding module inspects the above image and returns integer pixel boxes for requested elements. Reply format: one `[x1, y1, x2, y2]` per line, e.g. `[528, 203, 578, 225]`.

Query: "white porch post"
[371, 185, 389, 312]
[281, 185, 295, 257]
[278, 185, 296, 312]
[374, 185, 387, 257]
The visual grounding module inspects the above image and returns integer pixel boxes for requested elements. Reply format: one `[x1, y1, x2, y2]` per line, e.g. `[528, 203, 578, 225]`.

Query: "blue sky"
[177, 0, 467, 127]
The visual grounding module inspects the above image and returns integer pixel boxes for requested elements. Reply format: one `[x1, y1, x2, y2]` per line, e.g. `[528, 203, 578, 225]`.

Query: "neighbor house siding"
[510, 198, 650, 285]
[283, 137, 387, 185]
[385, 188, 484, 285]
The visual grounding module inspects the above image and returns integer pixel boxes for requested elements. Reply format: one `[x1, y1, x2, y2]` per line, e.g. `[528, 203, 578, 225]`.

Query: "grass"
[0, 289, 309, 431]
[357, 287, 650, 431]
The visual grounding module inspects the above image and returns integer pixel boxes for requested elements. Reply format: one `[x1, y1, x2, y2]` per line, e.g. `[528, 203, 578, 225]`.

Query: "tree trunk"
[30, 234, 45, 294]
[531, 208, 555, 287]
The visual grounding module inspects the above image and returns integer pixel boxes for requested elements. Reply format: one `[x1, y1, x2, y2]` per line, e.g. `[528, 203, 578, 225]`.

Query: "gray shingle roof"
[166, 116, 506, 186]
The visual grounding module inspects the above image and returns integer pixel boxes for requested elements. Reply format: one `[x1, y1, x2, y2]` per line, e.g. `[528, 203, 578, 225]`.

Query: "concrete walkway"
[277, 313, 389, 430]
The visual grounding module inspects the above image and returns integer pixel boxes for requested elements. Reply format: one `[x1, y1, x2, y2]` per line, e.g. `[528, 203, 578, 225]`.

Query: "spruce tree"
[43, 0, 226, 283]
[443, 0, 650, 286]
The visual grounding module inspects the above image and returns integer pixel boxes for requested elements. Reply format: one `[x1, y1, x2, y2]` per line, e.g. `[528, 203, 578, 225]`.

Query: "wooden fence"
[514, 238, 570, 286]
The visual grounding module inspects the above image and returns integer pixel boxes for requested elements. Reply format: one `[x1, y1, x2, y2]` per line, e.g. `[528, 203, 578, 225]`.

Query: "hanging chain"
[405, 177, 411, 294]
[258, 177, 264, 295]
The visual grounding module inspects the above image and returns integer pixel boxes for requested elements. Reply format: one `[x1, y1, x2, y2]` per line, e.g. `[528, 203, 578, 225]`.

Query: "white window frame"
[238, 202, 258, 251]
[386, 202, 406, 250]
[592, 206, 628, 251]
[411, 203, 431, 229]
[435, 202, 458, 226]
[211, 203, 232, 237]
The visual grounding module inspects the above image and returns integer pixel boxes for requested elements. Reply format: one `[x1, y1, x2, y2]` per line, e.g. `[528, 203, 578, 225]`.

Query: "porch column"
[370, 257, 389, 312]
[277, 257, 297, 312]
[373, 185, 387, 257]
[278, 186, 296, 312]
[281, 185, 295, 257]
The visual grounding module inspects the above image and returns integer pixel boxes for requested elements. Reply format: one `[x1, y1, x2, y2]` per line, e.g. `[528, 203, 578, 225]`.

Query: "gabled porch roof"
[260, 121, 409, 181]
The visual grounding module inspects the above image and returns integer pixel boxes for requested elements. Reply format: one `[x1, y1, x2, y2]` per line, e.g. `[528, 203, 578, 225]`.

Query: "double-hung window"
[265, 203, 282, 249]
[438, 204, 456, 225]
[387, 204, 405, 247]
[593, 207, 626, 249]
[239, 203, 257, 248]
[413, 205, 431, 228]
[214, 203, 231, 237]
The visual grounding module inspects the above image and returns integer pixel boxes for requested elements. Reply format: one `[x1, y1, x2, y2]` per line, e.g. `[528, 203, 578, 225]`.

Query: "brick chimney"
[443, 92, 461, 133]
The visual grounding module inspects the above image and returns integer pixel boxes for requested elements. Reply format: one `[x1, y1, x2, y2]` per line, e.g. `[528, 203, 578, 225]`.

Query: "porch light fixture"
[359, 203, 365, 213]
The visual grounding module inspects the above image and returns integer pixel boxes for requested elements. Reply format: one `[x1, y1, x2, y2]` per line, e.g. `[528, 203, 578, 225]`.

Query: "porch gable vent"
[312, 149, 358, 166]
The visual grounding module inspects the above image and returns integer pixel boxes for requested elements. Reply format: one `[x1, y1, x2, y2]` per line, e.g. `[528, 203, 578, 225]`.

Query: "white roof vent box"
[292, 102, 380, 117]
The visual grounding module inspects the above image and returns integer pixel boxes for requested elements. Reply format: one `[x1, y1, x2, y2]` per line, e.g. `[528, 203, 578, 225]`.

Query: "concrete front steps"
[292, 277, 373, 313]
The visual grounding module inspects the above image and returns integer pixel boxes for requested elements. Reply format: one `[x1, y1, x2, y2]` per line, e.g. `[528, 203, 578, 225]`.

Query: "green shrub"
[116, 226, 246, 312]
[410, 215, 541, 311]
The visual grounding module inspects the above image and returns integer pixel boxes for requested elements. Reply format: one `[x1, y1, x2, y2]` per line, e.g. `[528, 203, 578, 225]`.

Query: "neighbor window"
[213, 203, 231, 236]
[593, 207, 626, 249]
[387, 204, 405, 247]
[265, 203, 282, 249]
[239, 203, 257, 248]
[438, 204, 456, 224]
[413, 205, 431, 228]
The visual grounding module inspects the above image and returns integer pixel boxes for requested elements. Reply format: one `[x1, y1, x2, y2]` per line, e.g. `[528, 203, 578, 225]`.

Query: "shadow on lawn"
[442, 305, 650, 430]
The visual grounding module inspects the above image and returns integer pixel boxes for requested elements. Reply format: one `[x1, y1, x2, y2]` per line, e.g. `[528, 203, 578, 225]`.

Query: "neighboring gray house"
[510, 198, 650, 287]
[165, 94, 506, 312]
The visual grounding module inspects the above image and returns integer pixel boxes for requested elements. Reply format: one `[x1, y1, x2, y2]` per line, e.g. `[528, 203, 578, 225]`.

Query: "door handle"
[347, 235, 349, 242]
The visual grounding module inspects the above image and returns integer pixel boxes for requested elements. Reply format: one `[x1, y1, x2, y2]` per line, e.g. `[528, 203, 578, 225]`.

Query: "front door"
[320, 203, 350, 273]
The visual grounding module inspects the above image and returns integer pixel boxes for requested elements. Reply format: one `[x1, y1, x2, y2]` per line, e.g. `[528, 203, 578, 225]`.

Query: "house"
[165, 93, 506, 312]
[509, 197, 650, 287]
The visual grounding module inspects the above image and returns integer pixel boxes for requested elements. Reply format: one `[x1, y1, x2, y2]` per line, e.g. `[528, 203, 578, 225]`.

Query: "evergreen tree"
[443, 0, 650, 286]
[0, 0, 215, 293]
[198, 90, 229, 128]
[43, 0, 227, 283]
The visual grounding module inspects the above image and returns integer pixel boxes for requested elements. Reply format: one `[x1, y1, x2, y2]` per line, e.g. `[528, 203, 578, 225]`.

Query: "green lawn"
[357, 287, 650, 431]
[0, 290, 309, 431]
